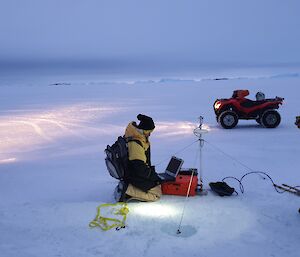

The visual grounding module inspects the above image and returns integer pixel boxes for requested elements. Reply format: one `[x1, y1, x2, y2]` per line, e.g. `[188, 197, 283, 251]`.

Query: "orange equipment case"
[161, 169, 198, 196]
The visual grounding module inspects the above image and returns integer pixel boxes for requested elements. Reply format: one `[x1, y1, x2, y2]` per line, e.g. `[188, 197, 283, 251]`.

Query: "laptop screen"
[166, 156, 183, 175]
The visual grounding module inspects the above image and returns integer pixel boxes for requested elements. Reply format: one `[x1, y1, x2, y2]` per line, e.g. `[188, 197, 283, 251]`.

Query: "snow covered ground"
[0, 66, 299, 257]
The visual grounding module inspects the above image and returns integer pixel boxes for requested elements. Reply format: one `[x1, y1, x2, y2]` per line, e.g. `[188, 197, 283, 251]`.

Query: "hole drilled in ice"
[161, 223, 197, 238]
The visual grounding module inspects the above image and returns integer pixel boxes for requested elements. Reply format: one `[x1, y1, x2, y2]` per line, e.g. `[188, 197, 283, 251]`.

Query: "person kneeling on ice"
[114, 114, 162, 202]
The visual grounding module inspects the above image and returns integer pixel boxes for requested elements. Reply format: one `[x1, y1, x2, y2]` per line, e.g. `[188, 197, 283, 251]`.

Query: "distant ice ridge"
[48, 72, 300, 87]
[1, 69, 299, 88]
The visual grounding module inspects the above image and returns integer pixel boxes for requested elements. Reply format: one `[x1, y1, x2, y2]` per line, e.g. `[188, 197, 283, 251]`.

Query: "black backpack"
[105, 136, 141, 180]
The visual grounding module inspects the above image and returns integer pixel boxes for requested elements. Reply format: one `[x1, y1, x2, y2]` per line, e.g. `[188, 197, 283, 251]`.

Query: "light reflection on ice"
[0, 103, 214, 164]
[155, 121, 211, 138]
[130, 202, 180, 218]
[0, 103, 124, 163]
[0, 158, 17, 164]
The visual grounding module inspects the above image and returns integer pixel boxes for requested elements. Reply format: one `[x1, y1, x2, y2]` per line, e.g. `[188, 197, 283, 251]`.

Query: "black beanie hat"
[137, 114, 155, 130]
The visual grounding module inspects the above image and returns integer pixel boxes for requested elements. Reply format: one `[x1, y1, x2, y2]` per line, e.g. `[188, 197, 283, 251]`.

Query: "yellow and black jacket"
[124, 122, 161, 192]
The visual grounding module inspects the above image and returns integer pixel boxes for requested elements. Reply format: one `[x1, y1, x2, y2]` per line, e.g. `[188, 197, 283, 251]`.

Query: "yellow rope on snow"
[89, 203, 129, 231]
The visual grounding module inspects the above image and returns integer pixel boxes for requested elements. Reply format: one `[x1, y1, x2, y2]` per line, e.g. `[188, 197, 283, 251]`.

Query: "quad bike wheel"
[218, 110, 238, 129]
[260, 110, 281, 128]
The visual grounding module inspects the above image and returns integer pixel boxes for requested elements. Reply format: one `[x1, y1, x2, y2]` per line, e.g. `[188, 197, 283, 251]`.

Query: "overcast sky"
[0, 0, 299, 67]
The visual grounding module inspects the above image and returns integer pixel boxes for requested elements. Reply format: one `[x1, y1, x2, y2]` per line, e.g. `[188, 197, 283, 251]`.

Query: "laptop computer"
[158, 156, 184, 182]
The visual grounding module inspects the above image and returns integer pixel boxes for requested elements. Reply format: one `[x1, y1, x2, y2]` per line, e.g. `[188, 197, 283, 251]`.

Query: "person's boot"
[114, 181, 128, 202]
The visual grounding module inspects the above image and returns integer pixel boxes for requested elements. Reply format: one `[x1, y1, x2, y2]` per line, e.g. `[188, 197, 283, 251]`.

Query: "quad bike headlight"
[214, 101, 221, 110]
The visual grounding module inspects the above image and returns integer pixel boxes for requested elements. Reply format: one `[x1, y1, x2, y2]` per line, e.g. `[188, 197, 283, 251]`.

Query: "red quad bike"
[214, 90, 284, 129]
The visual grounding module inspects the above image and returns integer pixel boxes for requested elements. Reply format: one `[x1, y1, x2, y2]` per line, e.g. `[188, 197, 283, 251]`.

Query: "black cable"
[203, 139, 293, 195]
[221, 176, 243, 195]
[222, 171, 288, 194]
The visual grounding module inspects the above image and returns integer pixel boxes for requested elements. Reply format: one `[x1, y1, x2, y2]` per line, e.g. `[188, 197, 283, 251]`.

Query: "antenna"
[193, 116, 208, 193]
[176, 116, 209, 235]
